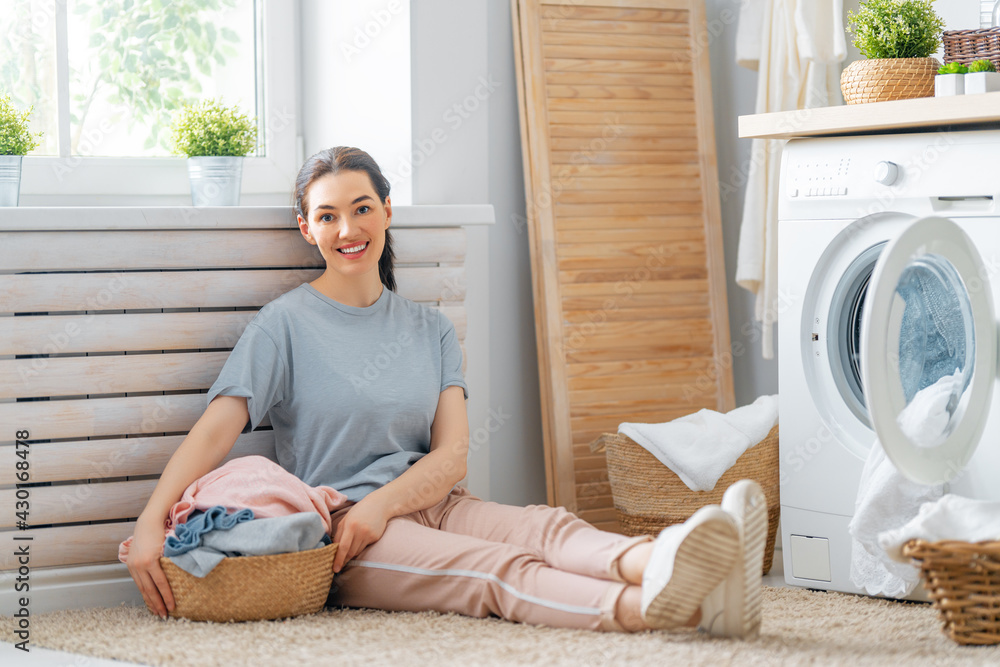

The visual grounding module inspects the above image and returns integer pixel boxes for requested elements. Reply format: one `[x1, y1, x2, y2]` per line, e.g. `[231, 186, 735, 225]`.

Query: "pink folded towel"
[119, 455, 348, 562]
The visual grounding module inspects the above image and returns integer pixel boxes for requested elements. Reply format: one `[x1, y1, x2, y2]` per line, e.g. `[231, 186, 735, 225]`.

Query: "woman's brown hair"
[293, 146, 396, 292]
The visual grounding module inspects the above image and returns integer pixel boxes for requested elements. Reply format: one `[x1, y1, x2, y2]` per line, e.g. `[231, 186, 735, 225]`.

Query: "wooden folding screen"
[512, 0, 734, 530]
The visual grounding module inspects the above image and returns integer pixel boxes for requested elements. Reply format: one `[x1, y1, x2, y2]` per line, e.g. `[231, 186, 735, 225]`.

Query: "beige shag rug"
[3, 586, 999, 666]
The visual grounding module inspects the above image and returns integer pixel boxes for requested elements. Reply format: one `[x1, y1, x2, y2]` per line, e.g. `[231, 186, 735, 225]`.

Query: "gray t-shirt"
[207, 283, 468, 501]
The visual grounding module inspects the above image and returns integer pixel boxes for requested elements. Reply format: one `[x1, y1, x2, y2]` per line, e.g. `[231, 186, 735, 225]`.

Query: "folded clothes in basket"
[119, 455, 349, 563]
[618, 395, 778, 492]
[164, 506, 255, 557]
[169, 512, 330, 578]
[879, 494, 1000, 563]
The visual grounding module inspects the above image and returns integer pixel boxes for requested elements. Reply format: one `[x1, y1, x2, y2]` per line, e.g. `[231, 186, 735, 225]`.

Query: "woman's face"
[297, 170, 391, 282]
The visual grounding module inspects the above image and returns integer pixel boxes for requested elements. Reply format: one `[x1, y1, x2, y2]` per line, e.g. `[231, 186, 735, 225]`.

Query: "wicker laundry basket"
[590, 425, 780, 574]
[943, 28, 1000, 72]
[148, 542, 338, 622]
[902, 539, 1000, 646]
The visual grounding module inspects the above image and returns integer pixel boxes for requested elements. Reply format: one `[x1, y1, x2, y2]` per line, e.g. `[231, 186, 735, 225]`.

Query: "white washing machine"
[778, 129, 1000, 596]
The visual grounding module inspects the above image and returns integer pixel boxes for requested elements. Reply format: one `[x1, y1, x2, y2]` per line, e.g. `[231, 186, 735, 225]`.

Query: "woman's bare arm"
[126, 395, 250, 617]
[331, 385, 469, 572]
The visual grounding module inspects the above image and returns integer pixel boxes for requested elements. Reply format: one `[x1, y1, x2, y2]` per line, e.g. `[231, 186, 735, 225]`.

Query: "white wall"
[704, 0, 777, 408]
[299, 0, 413, 204]
[485, 0, 548, 506]
[410, 0, 547, 506]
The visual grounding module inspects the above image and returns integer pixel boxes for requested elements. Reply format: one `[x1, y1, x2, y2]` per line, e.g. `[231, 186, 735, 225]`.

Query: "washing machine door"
[861, 216, 997, 485]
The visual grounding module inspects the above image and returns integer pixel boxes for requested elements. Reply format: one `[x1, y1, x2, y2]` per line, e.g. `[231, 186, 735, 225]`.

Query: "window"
[1, 0, 297, 204]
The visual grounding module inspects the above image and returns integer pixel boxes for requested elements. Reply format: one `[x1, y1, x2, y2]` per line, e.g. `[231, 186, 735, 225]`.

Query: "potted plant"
[935, 62, 968, 97]
[842, 0, 945, 104]
[172, 99, 258, 206]
[965, 58, 1000, 94]
[0, 94, 41, 207]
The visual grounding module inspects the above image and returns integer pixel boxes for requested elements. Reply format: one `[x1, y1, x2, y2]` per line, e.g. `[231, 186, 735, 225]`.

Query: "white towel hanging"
[735, 0, 846, 359]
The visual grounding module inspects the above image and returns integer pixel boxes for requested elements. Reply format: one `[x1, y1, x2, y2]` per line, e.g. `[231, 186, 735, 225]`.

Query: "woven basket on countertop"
[902, 539, 1000, 646]
[840, 57, 940, 104]
[590, 425, 779, 574]
[943, 28, 1000, 72]
[149, 542, 338, 622]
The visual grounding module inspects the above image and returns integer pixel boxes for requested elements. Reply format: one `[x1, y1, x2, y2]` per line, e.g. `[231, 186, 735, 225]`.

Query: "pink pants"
[327, 486, 652, 632]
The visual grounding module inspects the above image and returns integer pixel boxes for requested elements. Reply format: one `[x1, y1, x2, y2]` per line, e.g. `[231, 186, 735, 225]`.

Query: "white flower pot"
[965, 71, 1000, 94]
[934, 73, 964, 97]
[187, 156, 244, 206]
[0, 155, 22, 206]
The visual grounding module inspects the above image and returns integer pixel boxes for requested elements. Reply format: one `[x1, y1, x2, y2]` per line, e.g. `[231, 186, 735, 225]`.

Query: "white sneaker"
[698, 479, 768, 639]
[641, 505, 739, 630]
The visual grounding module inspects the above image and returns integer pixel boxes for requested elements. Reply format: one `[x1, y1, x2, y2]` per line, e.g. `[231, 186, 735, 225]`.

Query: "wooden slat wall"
[0, 218, 469, 571]
[512, 0, 734, 530]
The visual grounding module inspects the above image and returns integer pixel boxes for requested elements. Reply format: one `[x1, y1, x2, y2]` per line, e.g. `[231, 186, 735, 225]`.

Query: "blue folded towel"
[164, 505, 255, 557]
[169, 512, 329, 578]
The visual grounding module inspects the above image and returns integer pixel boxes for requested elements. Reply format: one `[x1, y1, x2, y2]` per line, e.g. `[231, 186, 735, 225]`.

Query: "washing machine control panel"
[785, 157, 853, 198]
[780, 131, 1000, 220]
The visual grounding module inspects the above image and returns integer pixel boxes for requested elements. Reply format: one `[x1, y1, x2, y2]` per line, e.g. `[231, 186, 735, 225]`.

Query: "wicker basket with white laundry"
[902, 539, 1000, 646]
[590, 396, 779, 574]
[884, 495, 1000, 646]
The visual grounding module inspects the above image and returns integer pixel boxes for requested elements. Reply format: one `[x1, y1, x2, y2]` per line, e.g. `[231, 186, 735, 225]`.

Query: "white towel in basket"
[618, 395, 778, 492]
[879, 494, 1000, 563]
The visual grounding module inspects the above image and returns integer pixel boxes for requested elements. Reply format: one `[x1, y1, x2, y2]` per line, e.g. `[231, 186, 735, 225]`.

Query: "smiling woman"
[294, 147, 396, 307]
[116, 145, 766, 638]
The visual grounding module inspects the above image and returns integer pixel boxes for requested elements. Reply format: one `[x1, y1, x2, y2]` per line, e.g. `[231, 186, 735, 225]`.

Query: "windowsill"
[17, 155, 295, 207]
[0, 205, 496, 229]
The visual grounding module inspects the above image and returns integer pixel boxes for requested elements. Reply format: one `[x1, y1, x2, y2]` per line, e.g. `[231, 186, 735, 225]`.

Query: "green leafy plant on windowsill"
[0, 94, 41, 155]
[968, 59, 997, 73]
[171, 98, 257, 157]
[847, 0, 945, 59]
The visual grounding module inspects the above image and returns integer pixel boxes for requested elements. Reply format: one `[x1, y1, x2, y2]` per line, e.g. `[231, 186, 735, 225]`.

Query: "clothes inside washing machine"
[893, 253, 975, 445]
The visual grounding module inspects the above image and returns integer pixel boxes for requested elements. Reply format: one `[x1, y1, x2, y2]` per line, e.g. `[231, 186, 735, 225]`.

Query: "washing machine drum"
[861, 216, 997, 485]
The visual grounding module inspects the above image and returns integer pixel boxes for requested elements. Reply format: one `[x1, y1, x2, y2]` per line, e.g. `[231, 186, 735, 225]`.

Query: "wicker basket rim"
[902, 538, 1000, 556]
[847, 57, 939, 63]
[591, 424, 778, 455]
[159, 540, 338, 570]
[944, 28, 1000, 36]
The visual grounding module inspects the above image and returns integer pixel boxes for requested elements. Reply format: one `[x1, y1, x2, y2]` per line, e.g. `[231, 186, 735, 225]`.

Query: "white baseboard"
[1, 563, 143, 616]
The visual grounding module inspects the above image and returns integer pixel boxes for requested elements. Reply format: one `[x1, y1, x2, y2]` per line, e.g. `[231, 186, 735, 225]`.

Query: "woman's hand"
[332, 496, 391, 573]
[126, 517, 174, 619]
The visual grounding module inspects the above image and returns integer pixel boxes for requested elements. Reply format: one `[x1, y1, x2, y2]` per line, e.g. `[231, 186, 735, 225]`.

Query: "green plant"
[968, 59, 997, 73]
[71, 0, 243, 153]
[0, 94, 41, 155]
[938, 62, 968, 75]
[171, 99, 257, 157]
[847, 0, 945, 59]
